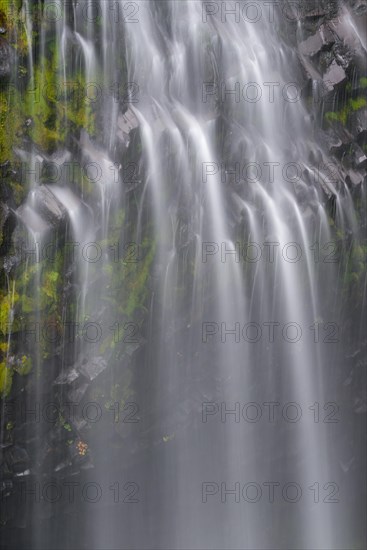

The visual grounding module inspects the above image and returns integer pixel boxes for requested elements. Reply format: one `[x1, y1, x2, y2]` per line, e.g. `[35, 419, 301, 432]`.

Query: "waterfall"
[0, 1, 366, 549]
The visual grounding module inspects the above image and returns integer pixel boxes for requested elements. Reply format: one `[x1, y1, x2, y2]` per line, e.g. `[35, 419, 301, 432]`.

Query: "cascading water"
[0, 1, 366, 549]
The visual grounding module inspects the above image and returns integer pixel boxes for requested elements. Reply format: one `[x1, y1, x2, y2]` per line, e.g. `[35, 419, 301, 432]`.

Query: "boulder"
[15, 203, 50, 236]
[296, 0, 339, 36]
[4, 446, 30, 477]
[350, 107, 367, 138]
[78, 356, 107, 381]
[54, 368, 80, 386]
[33, 185, 68, 226]
[346, 169, 364, 187]
[350, 144, 367, 169]
[16, 185, 68, 232]
[323, 59, 347, 90]
[322, 129, 343, 154]
[67, 381, 89, 404]
[299, 25, 335, 56]
[327, 13, 366, 70]
[116, 108, 139, 148]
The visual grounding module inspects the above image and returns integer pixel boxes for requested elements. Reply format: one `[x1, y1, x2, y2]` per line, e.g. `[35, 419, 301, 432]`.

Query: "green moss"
[0, 333, 13, 397]
[16, 251, 63, 316]
[99, 334, 116, 355]
[124, 238, 156, 317]
[351, 245, 365, 263]
[25, 58, 61, 152]
[0, 0, 97, 164]
[0, 361, 12, 397]
[325, 111, 345, 124]
[0, 342, 8, 354]
[0, 0, 12, 10]
[0, 88, 24, 164]
[41, 270, 59, 303]
[7, 250, 65, 368]
[98, 232, 156, 319]
[26, 33, 97, 151]
[163, 434, 175, 443]
[359, 77, 367, 89]
[10, 181, 26, 205]
[0, 0, 29, 55]
[325, 96, 367, 127]
[342, 244, 367, 293]
[349, 97, 367, 111]
[96, 236, 156, 360]
[103, 370, 135, 414]
[0, 290, 19, 336]
[0, 296, 11, 334]
[14, 354, 32, 376]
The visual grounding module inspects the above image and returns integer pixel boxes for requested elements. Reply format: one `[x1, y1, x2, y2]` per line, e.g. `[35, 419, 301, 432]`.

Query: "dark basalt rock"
[350, 107, 367, 138]
[2, 446, 30, 477]
[299, 25, 335, 57]
[54, 357, 108, 408]
[296, 1, 366, 98]
[293, 0, 340, 36]
[67, 380, 89, 404]
[0, 0, 365, 537]
[78, 357, 107, 381]
[348, 143, 367, 169]
[323, 59, 347, 89]
[0, 36, 13, 80]
[116, 108, 139, 147]
[15, 185, 68, 236]
[346, 169, 364, 187]
[0, 203, 16, 257]
[348, 0, 367, 14]
[32, 185, 68, 226]
[54, 367, 80, 386]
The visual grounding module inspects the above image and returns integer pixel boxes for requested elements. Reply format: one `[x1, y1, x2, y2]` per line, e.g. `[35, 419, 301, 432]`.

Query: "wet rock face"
[0, 445, 31, 525]
[0, 0, 365, 535]
[286, 0, 367, 195]
[0, 36, 12, 80]
[322, 59, 347, 90]
[0, 165, 19, 259]
[3, 446, 30, 477]
[54, 356, 108, 391]
[0, 203, 16, 257]
[348, 0, 367, 15]
[297, 13, 363, 92]
[30, 185, 68, 227]
[78, 357, 107, 381]
[116, 108, 139, 149]
[298, 25, 335, 57]
[15, 185, 68, 234]
[294, 0, 340, 36]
